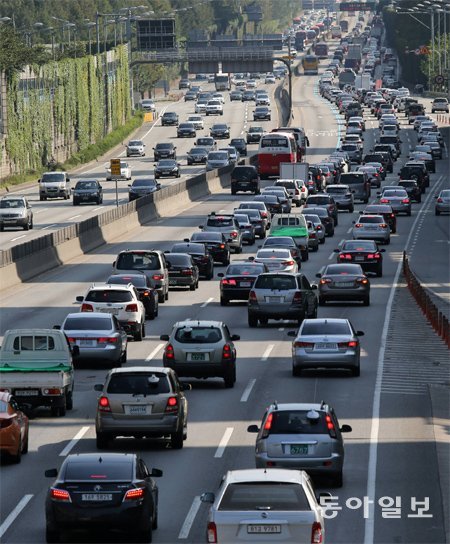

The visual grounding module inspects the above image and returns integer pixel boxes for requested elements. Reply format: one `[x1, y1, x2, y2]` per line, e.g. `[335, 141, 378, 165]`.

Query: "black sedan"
[45, 453, 162, 543]
[210, 123, 230, 139]
[186, 147, 208, 165]
[165, 253, 199, 291]
[253, 194, 282, 215]
[246, 126, 264, 143]
[363, 204, 397, 233]
[334, 239, 385, 277]
[188, 232, 231, 265]
[154, 159, 180, 179]
[107, 273, 159, 319]
[253, 106, 271, 121]
[73, 180, 103, 206]
[177, 122, 196, 138]
[303, 206, 335, 237]
[304, 194, 338, 226]
[169, 242, 214, 280]
[398, 179, 422, 203]
[161, 111, 179, 126]
[128, 178, 161, 202]
[217, 261, 268, 305]
[153, 142, 176, 161]
[230, 137, 247, 157]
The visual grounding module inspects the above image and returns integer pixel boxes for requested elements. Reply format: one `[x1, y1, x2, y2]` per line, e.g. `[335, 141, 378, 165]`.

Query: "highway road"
[0, 79, 280, 250]
[0, 35, 448, 544]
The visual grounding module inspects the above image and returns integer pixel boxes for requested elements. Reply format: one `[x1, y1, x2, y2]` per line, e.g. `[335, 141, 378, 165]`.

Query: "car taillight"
[43, 388, 62, 395]
[98, 396, 111, 412]
[67, 337, 75, 344]
[338, 340, 358, 349]
[292, 291, 302, 303]
[379, 223, 387, 228]
[260, 211, 268, 218]
[339, 253, 352, 260]
[320, 278, 332, 284]
[207, 522, 218, 543]
[123, 488, 145, 501]
[380, 198, 388, 204]
[263, 412, 273, 431]
[309, 232, 316, 239]
[354, 223, 362, 228]
[294, 341, 314, 348]
[230, 231, 238, 238]
[221, 279, 237, 286]
[81, 303, 93, 312]
[249, 290, 257, 302]
[357, 277, 369, 284]
[437, 197, 443, 203]
[165, 344, 175, 359]
[152, 274, 164, 281]
[402, 198, 410, 204]
[311, 521, 323, 544]
[165, 396, 178, 414]
[125, 303, 138, 312]
[50, 488, 71, 502]
[181, 269, 193, 276]
[282, 260, 295, 266]
[301, 186, 306, 192]
[219, 244, 225, 249]
[316, 225, 323, 231]
[325, 414, 337, 438]
[222, 344, 232, 360]
[97, 337, 118, 344]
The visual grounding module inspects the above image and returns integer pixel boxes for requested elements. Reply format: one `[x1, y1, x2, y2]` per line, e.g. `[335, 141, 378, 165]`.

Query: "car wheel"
[152, 504, 158, 530]
[318, 296, 326, 306]
[119, 349, 127, 365]
[73, 200, 78, 206]
[332, 471, 343, 488]
[435, 209, 440, 216]
[23, 222, 29, 231]
[376, 267, 383, 278]
[158, 292, 165, 303]
[363, 297, 370, 306]
[259, 230, 266, 239]
[46, 526, 60, 543]
[22, 431, 29, 454]
[312, 244, 319, 252]
[165, 289, 169, 301]
[135, 522, 153, 543]
[171, 428, 184, 450]
[259, 317, 269, 326]
[66, 391, 73, 410]
[96, 432, 110, 449]
[319, 237, 325, 244]
[231, 189, 236, 195]
[349, 206, 354, 213]
[385, 237, 390, 245]
[352, 365, 361, 377]
[189, 283, 196, 291]
[407, 210, 411, 217]
[248, 314, 258, 328]
[12, 437, 22, 463]
[292, 365, 302, 377]
[0, 225, 4, 232]
[224, 367, 236, 388]
[220, 296, 228, 306]
[133, 324, 144, 342]
[301, 249, 309, 261]
[51, 403, 66, 417]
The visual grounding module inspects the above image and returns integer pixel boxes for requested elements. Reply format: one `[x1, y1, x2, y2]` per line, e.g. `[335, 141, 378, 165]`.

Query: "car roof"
[224, 468, 307, 485]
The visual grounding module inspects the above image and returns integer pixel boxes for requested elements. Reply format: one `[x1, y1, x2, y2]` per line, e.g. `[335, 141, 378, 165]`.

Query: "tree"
[0, 26, 34, 74]
[134, 64, 165, 98]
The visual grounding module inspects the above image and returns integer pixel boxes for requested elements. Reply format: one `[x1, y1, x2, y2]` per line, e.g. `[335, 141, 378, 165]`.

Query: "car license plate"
[124, 405, 151, 416]
[98, 308, 119, 315]
[337, 282, 354, 287]
[247, 525, 281, 534]
[315, 343, 337, 350]
[266, 296, 283, 303]
[81, 494, 112, 501]
[240, 281, 251, 287]
[78, 339, 95, 346]
[355, 256, 364, 261]
[169, 279, 177, 285]
[188, 352, 207, 361]
[290, 444, 309, 454]
[15, 390, 39, 396]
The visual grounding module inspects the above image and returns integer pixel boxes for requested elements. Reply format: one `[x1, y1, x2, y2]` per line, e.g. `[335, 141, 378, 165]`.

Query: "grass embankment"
[0, 112, 144, 190]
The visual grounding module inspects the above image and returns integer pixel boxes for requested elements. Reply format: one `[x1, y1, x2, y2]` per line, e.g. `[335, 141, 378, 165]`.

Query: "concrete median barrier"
[0, 165, 234, 292]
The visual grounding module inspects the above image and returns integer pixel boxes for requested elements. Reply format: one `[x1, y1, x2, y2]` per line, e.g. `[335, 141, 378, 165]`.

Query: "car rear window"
[276, 181, 295, 189]
[301, 321, 351, 335]
[360, 216, 384, 223]
[107, 372, 171, 395]
[326, 264, 362, 275]
[264, 238, 293, 247]
[208, 152, 228, 161]
[65, 461, 133, 481]
[383, 190, 407, 197]
[172, 243, 205, 255]
[267, 409, 328, 434]
[255, 275, 297, 290]
[13, 335, 55, 351]
[257, 249, 290, 259]
[207, 216, 233, 227]
[64, 317, 112, 330]
[116, 252, 160, 271]
[232, 167, 257, 181]
[85, 290, 133, 303]
[108, 275, 147, 288]
[327, 187, 348, 194]
[175, 326, 222, 343]
[191, 232, 221, 242]
[307, 196, 331, 204]
[165, 254, 192, 266]
[342, 241, 377, 251]
[219, 483, 310, 511]
[340, 174, 365, 184]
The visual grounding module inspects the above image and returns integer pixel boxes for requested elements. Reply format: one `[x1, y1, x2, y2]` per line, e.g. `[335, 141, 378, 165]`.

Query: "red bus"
[257, 133, 297, 178]
[272, 127, 309, 162]
[314, 42, 329, 59]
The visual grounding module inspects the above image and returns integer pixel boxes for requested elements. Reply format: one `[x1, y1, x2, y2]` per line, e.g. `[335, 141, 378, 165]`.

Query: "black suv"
[169, 243, 214, 280]
[398, 179, 422, 203]
[231, 165, 260, 195]
[153, 142, 176, 161]
[188, 232, 231, 265]
[161, 111, 179, 126]
[230, 138, 247, 157]
[399, 163, 429, 192]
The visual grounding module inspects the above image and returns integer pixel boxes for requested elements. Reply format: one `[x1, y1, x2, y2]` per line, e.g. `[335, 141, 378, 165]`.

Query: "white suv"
[76, 283, 146, 341]
[431, 97, 449, 113]
[205, 100, 224, 116]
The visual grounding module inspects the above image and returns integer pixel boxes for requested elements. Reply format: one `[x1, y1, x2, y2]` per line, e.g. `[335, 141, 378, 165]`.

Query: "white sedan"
[106, 161, 132, 181]
[205, 100, 224, 116]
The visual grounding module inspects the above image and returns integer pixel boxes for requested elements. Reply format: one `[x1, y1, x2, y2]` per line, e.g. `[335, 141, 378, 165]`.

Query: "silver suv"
[247, 401, 352, 487]
[0, 196, 33, 231]
[94, 366, 189, 449]
[431, 97, 449, 113]
[112, 249, 169, 303]
[38, 171, 71, 200]
[199, 213, 243, 253]
[76, 283, 146, 341]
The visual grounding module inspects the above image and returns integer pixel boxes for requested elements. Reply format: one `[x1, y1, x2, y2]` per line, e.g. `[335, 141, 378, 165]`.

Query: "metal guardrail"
[403, 251, 450, 348]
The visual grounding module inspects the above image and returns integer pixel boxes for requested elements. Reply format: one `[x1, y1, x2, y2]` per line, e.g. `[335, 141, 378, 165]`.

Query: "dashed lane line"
[0, 495, 34, 539]
[59, 426, 90, 457]
[214, 427, 234, 458]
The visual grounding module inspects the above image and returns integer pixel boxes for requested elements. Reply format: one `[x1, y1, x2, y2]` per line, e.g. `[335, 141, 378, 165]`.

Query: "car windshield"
[158, 160, 176, 166]
[64, 461, 132, 481]
[107, 275, 146, 288]
[129, 141, 142, 146]
[64, 317, 112, 330]
[41, 173, 65, 182]
[116, 252, 160, 271]
[107, 372, 170, 395]
[207, 216, 233, 227]
[179, 124, 193, 129]
[197, 138, 214, 145]
[174, 326, 222, 343]
[156, 144, 172, 149]
[249, 127, 263, 133]
[166, 254, 192, 266]
[260, 137, 289, 148]
[219, 483, 310, 511]
[213, 125, 227, 130]
[341, 174, 365, 184]
[85, 290, 133, 303]
[301, 321, 351, 335]
[132, 179, 155, 187]
[326, 264, 362, 275]
[0, 199, 24, 208]
[255, 275, 297, 289]
[441, 190, 450, 197]
[208, 153, 228, 161]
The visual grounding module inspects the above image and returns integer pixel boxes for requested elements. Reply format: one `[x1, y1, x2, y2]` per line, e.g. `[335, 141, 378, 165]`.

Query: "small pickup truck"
[0, 329, 76, 417]
[269, 214, 310, 261]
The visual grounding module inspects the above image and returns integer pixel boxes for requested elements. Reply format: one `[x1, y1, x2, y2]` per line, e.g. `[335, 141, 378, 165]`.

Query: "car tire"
[231, 189, 236, 195]
[385, 237, 390, 245]
[206, 268, 214, 280]
[51, 402, 66, 417]
[435, 209, 440, 216]
[352, 365, 361, 377]
[158, 292, 165, 303]
[363, 297, 370, 306]
[134, 323, 144, 342]
[189, 283, 196, 291]
[376, 267, 383, 278]
[22, 432, 29, 454]
[12, 437, 22, 463]
[171, 428, 184, 450]
[135, 523, 153, 543]
[349, 206, 354, 213]
[318, 296, 326, 306]
[332, 471, 343, 488]
[220, 297, 228, 306]
[320, 237, 325, 244]
[407, 210, 411, 217]
[96, 432, 110, 450]
[248, 314, 258, 328]
[73, 200, 78, 206]
[66, 391, 73, 410]
[152, 504, 158, 530]
[259, 230, 266, 239]
[292, 365, 302, 377]
[119, 349, 127, 365]
[259, 317, 268, 326]
[301, 249, 309, 261]
[312, 244, 319, 252]
[165, 290, 169, 301]
[45, 526, 60, 544]
[224, 368, 236, 389]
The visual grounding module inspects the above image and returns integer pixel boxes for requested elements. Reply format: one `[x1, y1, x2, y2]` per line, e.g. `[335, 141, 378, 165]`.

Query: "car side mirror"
[287, 331, 297, 337]
[112, 261, 116, 267]
[45, 468, 58, 478]
[340, 424, 352, 433]
[380, 249, 386, 253]
[316, 273, 322, 278]
[352, 221, 356, 224]
[151, 468, 163, 478]
[157, 184, 161, 189]
[53, 325, 61, 330]
[164, 250, 170, 254]
[217, 273, 224, 278]
[231, 334, 240, 341]
[199, 225, 204, 229]
[38, 178, 41, 183]
[128, 184, 131, 187]
[200, 492, 215, 503]
[311, 284, 318, 290]
[76, 296, 84, 303]
[160, 334, 170, 341]
[247, 424, 260, 433]
[72, 345, 80, 357]
[181, 383, 192, 391]
[356, 330, 364, 336]
[94, 384, 104, 392]
[183, 238, 190, 243]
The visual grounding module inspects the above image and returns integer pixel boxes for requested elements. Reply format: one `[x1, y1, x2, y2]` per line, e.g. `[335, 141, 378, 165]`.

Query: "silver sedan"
[379, 189, 412, 216]
[352, 214, 391, 244]
[254, 248, 299, 273]
[435, 189, 450, 215]
[290, 318, 364, 376]
[316, 264, 370, 305]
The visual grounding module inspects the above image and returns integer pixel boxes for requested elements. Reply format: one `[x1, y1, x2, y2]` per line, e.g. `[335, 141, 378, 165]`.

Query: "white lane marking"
[201, 297, 214, 308]
[261, 344, 274, 361]
[146, 343, 164, 362]
[34, 208, 47, 214]
[0, 494, 34, 539]
[41, 224, 57, 230]
[10, 235, 27, 242]
[328, 251, 335, 260]
[278, 327, 284, 331]
[346, 226, 352, 233]
[68, 214, 81, 220]
[240, 379, 256, 402]
[214, 427, 234, 458]
[92, 206, 103, 211]
[364, 183, 441, 543]
[178, 496, 202, 539]
[59, 426, 90, 457]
